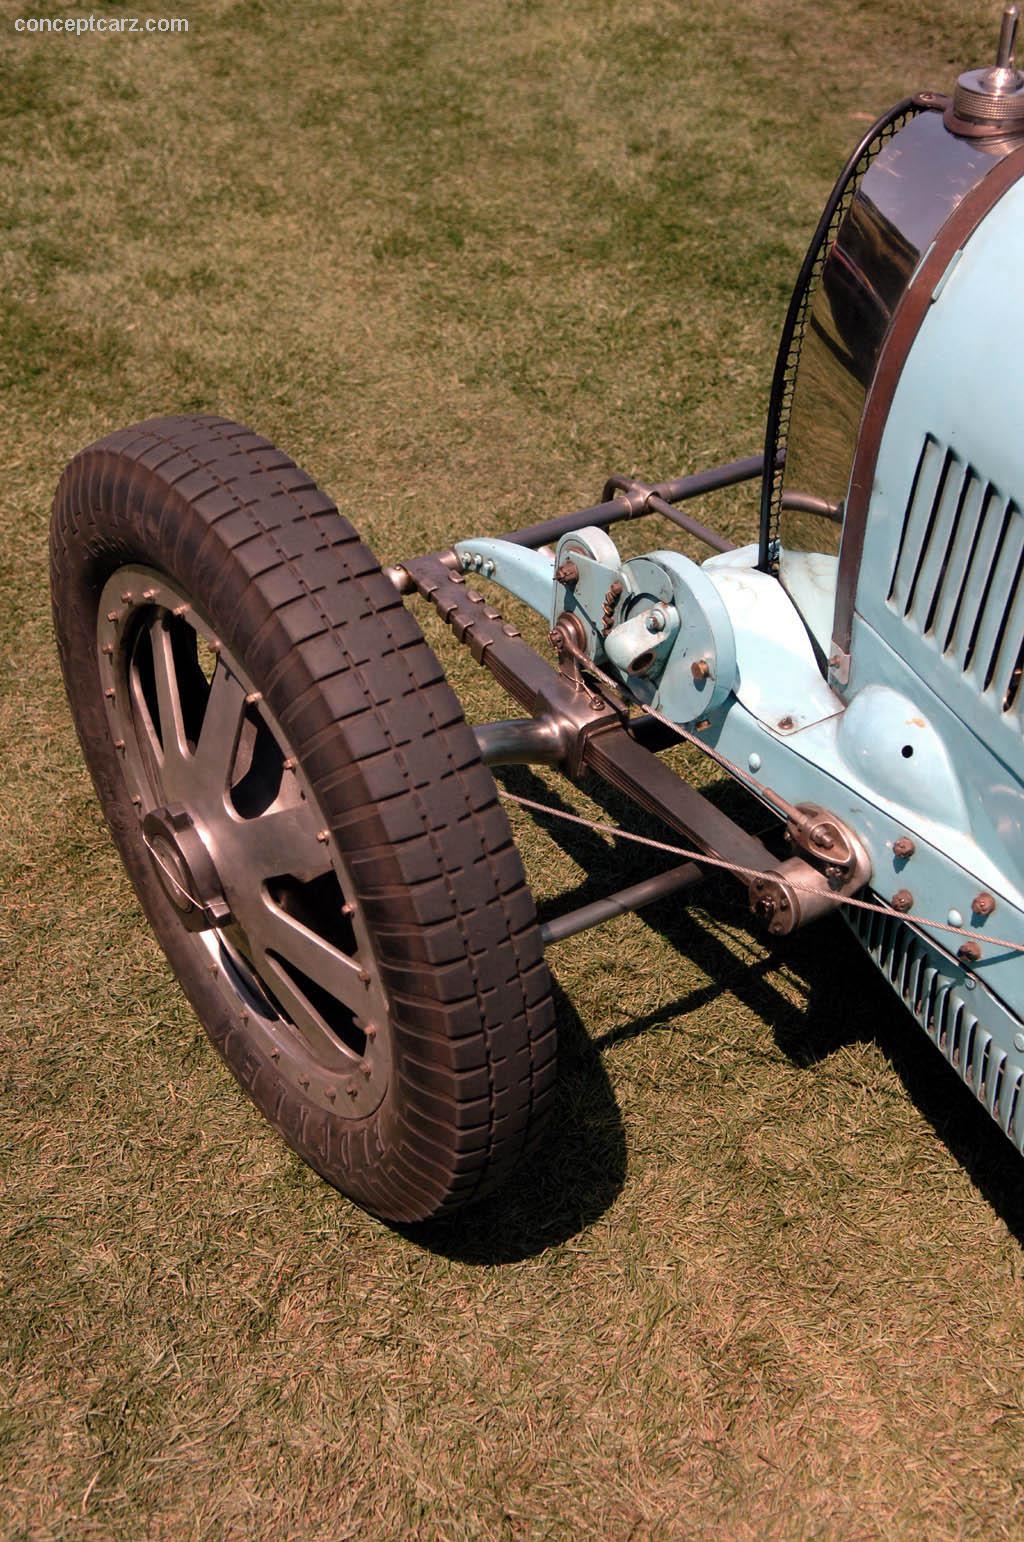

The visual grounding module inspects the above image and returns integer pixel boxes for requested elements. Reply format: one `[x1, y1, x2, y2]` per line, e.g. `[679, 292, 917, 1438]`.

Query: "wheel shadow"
[411, 762, 1024, 1259]
[402, 976, 627, 1264]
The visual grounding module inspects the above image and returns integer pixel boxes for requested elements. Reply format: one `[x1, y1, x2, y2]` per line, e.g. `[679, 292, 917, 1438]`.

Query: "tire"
[50, 414, 556, 1224]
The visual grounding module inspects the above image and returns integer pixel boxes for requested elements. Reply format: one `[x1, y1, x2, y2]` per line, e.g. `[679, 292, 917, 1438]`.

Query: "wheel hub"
[142, 805, 232, 932]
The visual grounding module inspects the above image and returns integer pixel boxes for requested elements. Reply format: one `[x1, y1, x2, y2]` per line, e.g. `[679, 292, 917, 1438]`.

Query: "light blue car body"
[454, 172, 1024, 1151]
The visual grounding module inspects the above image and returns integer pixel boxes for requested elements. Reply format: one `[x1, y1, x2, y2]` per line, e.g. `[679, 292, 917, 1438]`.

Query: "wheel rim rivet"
[115, 739, 126, 753]
[325, 1086, 336, 1103]
[173, 604, 189, 618]
[358, 969, 371, 985]
[360, 1060, 372, 1079]
[299, 1075, 310, 1089]
[270, 1048, 280, 1062]
[105, 688, 115, 699]
[317, 830, 330, 844]
[346, 1080, 358, 1099]
[341, 902, 354, 916]
[102, 643, 113, 656]
[283, 757, 296, 771]
[364, 1024, 377, 1040]
[245, 691, 262, 706]
[106, 610, 119, 623]
[132, 795, 141, 807]
[121, 591, 133, 603]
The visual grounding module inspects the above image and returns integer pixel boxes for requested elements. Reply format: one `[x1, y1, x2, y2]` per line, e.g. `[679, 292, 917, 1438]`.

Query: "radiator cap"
[954, 4, 1024, 125]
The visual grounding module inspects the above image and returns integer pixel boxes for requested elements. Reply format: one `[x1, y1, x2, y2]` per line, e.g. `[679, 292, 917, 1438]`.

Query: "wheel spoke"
[256, 952, 360, 1065]
[127, 652, 164, 785]
[191, 662, 248, 800]
[149, 616, 190, 782]
[251, 897, 372, 1018]
[234, 803, 331, 885]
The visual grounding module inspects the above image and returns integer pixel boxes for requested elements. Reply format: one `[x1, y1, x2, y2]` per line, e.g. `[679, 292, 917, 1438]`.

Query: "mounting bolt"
[810, 825, 834, 850]
[824, 864, 844, 881]
[958, 940, 982, 966]
[893, 836, 915, 860]
[754, 896, 776, 924]
[777, 715, 795, 731]
[891, 889, 914, 913]
[690, 659, 710, 682]
[972, 892, 996, 917]
[646, 609, 667, 635]
[555, 561, 579, 586]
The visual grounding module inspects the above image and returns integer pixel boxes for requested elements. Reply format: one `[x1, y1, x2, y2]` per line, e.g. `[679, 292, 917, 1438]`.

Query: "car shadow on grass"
[449, 762, 1024, 1253]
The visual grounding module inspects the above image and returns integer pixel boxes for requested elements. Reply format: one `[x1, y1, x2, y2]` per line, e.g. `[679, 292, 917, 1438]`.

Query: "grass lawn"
[3, 0, 1024, 1535]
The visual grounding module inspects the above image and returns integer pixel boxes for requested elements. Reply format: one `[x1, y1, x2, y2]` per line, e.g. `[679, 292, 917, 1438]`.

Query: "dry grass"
[3, 1, 1024, 1536]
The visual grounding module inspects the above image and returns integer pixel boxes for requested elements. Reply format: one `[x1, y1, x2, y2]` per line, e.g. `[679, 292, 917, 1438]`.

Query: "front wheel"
[50, 415, 556, 1223]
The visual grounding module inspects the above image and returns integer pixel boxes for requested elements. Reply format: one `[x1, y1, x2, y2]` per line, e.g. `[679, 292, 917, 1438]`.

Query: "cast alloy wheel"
[97, 566, 391, 1119]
